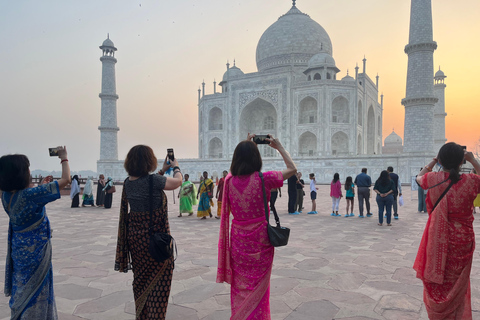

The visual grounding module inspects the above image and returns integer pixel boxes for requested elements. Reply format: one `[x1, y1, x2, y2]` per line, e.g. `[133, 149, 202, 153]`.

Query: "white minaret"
[98, 35, 119, 161]
[433, 67, 447, 151]
[401, 0, 438, 154]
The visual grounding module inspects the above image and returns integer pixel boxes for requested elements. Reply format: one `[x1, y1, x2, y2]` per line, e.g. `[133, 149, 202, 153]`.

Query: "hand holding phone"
[253, 135, 270, 144]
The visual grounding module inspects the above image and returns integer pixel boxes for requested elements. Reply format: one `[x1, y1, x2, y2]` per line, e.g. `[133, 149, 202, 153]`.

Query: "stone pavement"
[0, 184, 479, 320]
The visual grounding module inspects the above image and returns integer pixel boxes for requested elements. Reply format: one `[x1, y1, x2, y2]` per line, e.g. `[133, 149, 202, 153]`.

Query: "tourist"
[178, 174, 197, 217]
[354, 168, 372, 218]
[217, 133, 296, 319]
[344, 176, 355, 217]
[387, 166, 402, 219]
[295, 172, 305, 213]
[115, 145, 182, 319]
[417, 168, 427, 213]
[471, 169, 480, 214]
[96, 174, 106, 207]
[373, 170, 395, 226]
[307, 173, 318, 214]
[215, 170, 227, 219]
[270, 187, 281, 216]
[330, 173, 342, 216]
[414, 143, 480, 319]
[0, 146, 71, 319]
[70, 175, 80, 207]
[197, 171, 214, 219]
[103, 177, 114, 209]
[81, 176, 95, 207]
[287, 173, 298, 215]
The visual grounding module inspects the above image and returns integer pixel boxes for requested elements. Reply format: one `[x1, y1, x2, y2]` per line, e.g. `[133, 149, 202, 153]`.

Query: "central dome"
[256, 5, 333, 72]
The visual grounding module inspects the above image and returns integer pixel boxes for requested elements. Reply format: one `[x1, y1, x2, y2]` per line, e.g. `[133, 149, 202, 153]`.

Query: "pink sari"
[414, 172, 480, 320]
[217, 171, 283, 320]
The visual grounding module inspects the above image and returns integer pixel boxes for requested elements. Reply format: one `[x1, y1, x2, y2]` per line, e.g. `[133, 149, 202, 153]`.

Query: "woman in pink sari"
[414, 143, 480, 319]
[217, 134, 296, 320]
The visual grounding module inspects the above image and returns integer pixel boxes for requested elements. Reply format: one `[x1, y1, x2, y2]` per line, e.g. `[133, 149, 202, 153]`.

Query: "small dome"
[435, 68, 445, 78]
[384, 130, 403, 145]
[102, 38, 115, 48]
[308, 53, 336, 69]
[221, 66, 244, 82]
[341, 74, 355, 81]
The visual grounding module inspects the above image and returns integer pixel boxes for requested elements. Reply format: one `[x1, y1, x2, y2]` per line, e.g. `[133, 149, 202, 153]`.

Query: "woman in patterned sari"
[0, 147, 71, 320]
[414, 142, 480, 320]
[178, 174, 197, 217]
[217, 134, 296, 319]
[115, 145, 182, 319]
[197, 171, 214, 219]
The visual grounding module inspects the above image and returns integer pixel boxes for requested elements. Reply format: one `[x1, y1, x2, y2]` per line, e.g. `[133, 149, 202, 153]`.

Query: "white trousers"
[332, 197, 340, 212]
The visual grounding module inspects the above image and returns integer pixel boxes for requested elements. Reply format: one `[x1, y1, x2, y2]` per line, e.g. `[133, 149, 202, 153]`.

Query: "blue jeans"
[418, 188, 427, 212]
[376, 194, 394, 224]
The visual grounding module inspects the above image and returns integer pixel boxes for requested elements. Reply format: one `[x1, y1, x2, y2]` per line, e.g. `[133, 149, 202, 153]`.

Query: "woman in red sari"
[217, 134, 296, 320]
[414, 142, 480, 319]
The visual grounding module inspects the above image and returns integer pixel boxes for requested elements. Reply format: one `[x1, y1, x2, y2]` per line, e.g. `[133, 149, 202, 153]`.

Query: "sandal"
[178, 214, 182, 217]
[387, 223, 392, 226]
[201, 216, 206, 220]
[215, 216, 220, 219]
[378, 223, 383, 226]
[188, 213, 193, 216]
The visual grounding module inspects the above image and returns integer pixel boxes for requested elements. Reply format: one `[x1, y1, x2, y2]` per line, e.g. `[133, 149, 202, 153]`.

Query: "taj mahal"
[97, 0, 447, 184]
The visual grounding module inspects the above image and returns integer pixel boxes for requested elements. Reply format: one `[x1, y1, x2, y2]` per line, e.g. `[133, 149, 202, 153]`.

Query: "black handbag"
[260, 172, 290, 247]
[147, 175, 177, 263]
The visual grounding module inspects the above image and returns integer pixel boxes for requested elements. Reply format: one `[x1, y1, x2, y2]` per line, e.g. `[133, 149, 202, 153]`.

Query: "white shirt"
[310, 179, 316, 193]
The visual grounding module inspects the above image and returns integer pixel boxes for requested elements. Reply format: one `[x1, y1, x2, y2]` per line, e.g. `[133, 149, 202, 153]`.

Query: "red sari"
[217, 171, 283, 320]
[414, 172, 480, 319]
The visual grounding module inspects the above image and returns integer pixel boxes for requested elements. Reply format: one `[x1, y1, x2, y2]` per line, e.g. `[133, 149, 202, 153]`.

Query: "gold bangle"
[424, 165, 433, 172]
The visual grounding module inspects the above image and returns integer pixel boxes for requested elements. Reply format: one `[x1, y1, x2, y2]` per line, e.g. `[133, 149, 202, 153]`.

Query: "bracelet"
[173, 170, 182, 175]
[61, 159, 68, 163]
[173, 166, 180, 171]
[158, 170, 164, 176]
[424, 165, 433, 172]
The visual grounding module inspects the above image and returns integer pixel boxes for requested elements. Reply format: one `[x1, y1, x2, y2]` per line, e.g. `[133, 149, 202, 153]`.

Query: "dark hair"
[332, 173, 339, 183]
[377, 170, 391, 187]
[387, 166, 394, 172]
[124, 145, 158, 177]
[345, 176, 353, 190]
[438, 142, 464, 184]
[72, 175, 79, 182]
[309, 173, 315, 179]
[230, 140, 262, 176]
[0, 154, 31, 192]
[361, 168, 367, 173]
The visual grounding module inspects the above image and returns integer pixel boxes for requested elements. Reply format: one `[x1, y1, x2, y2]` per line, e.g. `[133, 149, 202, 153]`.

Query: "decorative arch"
[298, 131, 317, 156]
[331, 131, 349, 155]
[314, 73, 321, 80]
[357, 134, 362, 154]
[332, 96, 349, 123]
[367, 106, 375, 154]
[327, 72, 331, 79]
[299, 97, 318, 124]
[240, 98, 277, 158]
[307, 75, 312, 81]
[377, 116, 381, 136]
[208, 107, 223, 130]
[358, 100, 363, 126]
[377, 143, 381, 155]
[208, 137, 223, 159]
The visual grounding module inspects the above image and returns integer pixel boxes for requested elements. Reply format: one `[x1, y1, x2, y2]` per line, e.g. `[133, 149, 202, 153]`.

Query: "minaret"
[401, 0, 438, 153]
[433, 67, 447, 151]
[98, 35, 119, 161]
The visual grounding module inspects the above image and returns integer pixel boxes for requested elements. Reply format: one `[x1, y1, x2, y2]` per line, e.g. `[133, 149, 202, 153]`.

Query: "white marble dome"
[222, 66, 244, 81]
[256, 5, 333, 72]
[102, 38, 115, 48]
[435, 68, 445, 78]
[384, 130, 403, 145]
[308, 52, 336, 69]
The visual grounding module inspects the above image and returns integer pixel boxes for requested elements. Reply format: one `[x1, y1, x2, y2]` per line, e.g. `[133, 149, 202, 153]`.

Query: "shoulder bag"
[147, 175, 177, 264]
[106, 184, 116, 194]
[260, 172, 290, 247]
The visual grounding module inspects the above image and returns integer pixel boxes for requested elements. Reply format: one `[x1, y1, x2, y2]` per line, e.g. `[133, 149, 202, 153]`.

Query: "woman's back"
[227, 171, 283, 220]
[124, 174, 167, 212]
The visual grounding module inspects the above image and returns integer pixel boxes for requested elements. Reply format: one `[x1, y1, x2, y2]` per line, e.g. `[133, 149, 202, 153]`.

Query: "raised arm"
[416, 157, 438, 184]
[163, 157, 183, 190]
[465, 152, 480, 176]
[266, 135, 297, 180]
[56, 146, 71, 189]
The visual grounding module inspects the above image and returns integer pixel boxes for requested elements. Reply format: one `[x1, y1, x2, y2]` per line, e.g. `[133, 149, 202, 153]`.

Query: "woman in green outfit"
[178, 174, 198, 217]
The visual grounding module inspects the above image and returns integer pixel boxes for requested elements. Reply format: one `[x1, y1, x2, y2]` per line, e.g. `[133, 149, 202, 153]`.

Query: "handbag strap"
[432, 180, 454, 213]
[260, 172, 281, 227]
[148, 174, 154, 235]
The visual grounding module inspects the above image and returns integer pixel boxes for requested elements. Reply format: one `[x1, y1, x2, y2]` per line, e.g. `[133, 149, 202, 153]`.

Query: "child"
[344, 176, 355, 217]
[307, 173, 318, 214]
[330, 173, 342, 216]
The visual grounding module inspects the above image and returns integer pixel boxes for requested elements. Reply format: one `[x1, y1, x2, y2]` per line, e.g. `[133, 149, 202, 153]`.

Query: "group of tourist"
[69, 174, 115, 209]
[1, 139, 480, 319]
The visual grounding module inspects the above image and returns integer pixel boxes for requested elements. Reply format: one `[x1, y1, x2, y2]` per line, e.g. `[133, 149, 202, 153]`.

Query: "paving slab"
[0, 185, 479, 319]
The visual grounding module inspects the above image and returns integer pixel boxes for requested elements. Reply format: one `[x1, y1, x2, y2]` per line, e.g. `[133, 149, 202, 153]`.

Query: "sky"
[1, 0, 479, 172]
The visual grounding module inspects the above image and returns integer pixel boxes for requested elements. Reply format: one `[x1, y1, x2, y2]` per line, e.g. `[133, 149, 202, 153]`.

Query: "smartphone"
[167, 148, 175, 161]
[49, 148, 58, 157]
[253, 135, 270, 145]
[462, 145, 467, 164]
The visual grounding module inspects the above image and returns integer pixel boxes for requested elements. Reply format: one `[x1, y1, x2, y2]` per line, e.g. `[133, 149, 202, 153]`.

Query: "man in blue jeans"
[354, 168, 372, 218]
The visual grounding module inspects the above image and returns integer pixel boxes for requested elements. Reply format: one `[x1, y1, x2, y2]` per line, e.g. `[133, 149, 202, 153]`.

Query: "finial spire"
[292, 0, 296, 7]
[107, 33, 109, 39]
[233, 59, 236, 67]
